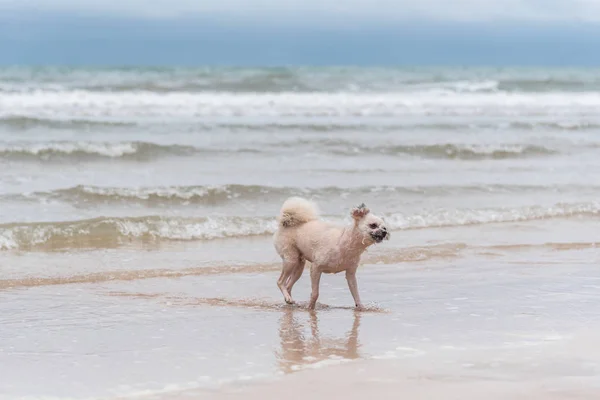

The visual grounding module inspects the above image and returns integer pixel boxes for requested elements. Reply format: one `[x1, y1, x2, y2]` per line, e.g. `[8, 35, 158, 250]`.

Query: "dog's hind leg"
[285, 258, 306, 295]
[277, 255, 302, 304]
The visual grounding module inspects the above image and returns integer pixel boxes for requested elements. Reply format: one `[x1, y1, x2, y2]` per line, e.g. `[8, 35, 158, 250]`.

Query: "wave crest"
[0, 216, 277, 251]
[386, 202, 600, 229]
[4, 91, 600, 121]
[14, 183, 591, 207]
[52, 184, 293, 206]
[0, 141, 197, 161]
[295, 141, 556, 159]
[391, 143, 555, 160]
[1, 202, 599, 251]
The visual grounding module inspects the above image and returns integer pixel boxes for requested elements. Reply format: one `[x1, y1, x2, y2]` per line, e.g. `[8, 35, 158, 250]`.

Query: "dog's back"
[274, 197, 319, 261]
[275, 197, 344, 264]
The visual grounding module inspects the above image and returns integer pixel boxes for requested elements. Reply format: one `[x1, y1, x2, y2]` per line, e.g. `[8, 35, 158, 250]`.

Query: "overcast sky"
[2, 0, 600, 65]
[3, 0, 600, 22]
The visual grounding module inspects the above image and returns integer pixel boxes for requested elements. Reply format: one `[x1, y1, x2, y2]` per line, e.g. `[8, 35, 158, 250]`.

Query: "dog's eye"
[369, 223, 378, 229]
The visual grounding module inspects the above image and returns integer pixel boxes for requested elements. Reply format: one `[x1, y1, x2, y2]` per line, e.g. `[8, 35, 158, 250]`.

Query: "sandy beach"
[3, 220, 600, 399]
[190, 331, 600, 400]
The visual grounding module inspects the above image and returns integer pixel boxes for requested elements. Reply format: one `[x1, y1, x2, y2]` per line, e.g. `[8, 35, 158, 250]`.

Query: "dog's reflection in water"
[276, 308, 361, 373]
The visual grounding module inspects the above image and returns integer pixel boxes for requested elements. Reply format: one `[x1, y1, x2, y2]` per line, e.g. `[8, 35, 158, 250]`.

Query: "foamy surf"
[286, 141, 557, 159]
[0, 140, 562, 162]
[3, 116, 600, 133]
[9, 183, 592, 207]
[1, 202, 598, 251]
[0, 216, 278, 250]
[5, 67, 600, 93]
[3, 90, 600, 121]
[0, 141, 197, 161]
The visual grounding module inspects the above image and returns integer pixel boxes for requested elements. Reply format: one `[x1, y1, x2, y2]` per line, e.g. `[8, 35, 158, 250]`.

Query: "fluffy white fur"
[273, 197, 390, 310]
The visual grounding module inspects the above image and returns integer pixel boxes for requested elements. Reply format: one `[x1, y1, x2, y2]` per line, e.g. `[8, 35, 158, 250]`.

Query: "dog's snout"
[381, 230, 387, 237]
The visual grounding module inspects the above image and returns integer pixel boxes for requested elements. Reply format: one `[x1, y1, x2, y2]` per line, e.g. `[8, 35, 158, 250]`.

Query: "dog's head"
[351, 203, 390, 244]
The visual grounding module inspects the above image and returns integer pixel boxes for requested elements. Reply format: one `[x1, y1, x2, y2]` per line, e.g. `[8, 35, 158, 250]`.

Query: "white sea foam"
[0, 141, 138, 157]
[0, 141, 195, 160]
[1, 202, 598, 250]
[385, 202, 600, 230]
[2, 90, 600, 121]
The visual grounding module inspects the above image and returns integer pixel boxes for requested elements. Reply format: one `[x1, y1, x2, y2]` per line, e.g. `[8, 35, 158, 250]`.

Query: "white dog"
[273, 197, 389, 310]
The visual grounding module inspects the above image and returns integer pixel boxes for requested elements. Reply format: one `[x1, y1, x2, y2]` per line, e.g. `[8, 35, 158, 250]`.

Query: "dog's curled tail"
[278, 197, 318, 228]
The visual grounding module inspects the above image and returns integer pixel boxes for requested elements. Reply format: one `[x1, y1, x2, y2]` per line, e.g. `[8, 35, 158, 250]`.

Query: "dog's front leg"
[345, 269, 364, 310]
[308, 265, 322, 310]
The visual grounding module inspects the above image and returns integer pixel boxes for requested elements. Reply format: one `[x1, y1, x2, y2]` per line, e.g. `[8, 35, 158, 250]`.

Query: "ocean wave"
[393, 143, 555, 160]
[0, 141, 199, 161]
[71, 78, 503, 94]
[177, 120, 600, 133]
[2, 116, 600, 134]
[43, 184, 296, 206]
[12, 184, 590, 207]
[84, 69, 313, 93]
[0, 67, 312, 93]
[508, 121, 600, 131]
[411, 80, 499, 93]
[4, 67, 600, 94]
[386, 202, 600, 230]
[1, 202, 599, 250]
[497, 79, 600, 93]
[0, 216, 278, 250]
[3, 91, 600, 120]
[0, 115, 135, 130]
[0, 140, 558, 162]
[222, 120, 600, 133]
[289, 141, 556, 159]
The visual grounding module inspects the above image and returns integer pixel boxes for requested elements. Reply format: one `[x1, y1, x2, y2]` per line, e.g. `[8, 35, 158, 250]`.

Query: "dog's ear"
[351, 203, 370, 220]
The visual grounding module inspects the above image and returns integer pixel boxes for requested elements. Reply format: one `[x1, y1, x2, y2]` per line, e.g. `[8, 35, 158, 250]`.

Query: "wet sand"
[191, 333, 600, 400]
[1, 220, 600, 399]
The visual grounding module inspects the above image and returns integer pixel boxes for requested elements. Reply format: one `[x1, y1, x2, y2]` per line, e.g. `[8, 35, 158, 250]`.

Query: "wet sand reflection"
[276, 308, 362, 373]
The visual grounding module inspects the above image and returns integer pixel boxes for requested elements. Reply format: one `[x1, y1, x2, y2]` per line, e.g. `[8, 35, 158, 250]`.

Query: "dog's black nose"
[381, 230, 387, 237]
